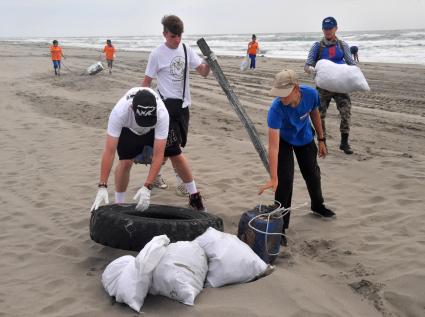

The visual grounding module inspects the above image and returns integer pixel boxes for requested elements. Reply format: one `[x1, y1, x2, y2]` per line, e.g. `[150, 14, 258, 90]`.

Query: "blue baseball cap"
[322, 17, 337, 30]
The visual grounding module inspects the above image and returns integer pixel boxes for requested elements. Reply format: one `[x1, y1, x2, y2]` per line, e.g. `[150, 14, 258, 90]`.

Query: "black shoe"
[189, 192, 206, 212]
[340, 133, 353, 154]
[340, 143, 353, 154]
[311, 205, 335, 218]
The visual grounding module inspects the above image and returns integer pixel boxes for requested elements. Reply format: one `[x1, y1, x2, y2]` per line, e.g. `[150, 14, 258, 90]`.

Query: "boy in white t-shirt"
[90, 88, 169, 212]
[142, 15, 211, 211]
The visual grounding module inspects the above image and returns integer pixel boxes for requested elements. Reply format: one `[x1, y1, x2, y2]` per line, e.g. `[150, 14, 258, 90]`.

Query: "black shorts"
[117, 128, 154, 160]
[163, 99, 190, 157]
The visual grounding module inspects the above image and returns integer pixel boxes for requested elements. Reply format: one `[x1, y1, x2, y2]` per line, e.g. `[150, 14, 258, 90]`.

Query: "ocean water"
[4, 29, 425, 65]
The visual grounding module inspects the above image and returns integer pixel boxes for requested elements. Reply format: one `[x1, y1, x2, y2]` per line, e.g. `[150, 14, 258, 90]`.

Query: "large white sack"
[194, 227, 268, 287]
[101, 235, 170, 312]
[240, 55, 250, 71]
[87, 61, 104, 75]
[315, 59, 370, 93]
[150, 241, 208, 305]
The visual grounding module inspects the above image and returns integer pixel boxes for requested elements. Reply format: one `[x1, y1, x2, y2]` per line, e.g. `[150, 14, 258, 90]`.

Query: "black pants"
[117, 128, 154, 160]
[275, 139, 324, 229]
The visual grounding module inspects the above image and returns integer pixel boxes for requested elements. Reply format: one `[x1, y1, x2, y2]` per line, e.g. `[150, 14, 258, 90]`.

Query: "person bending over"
[259, 69, 335, 246]
[91, 88, 169, 212]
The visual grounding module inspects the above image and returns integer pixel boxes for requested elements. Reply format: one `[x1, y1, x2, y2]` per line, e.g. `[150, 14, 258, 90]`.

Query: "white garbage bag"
[194, 227, 268, 288]
[150, 241, 208, 305]
[101, 235, 170, 312]
[240, 55, 250, 71]
[87, 61, 104, 75]
[315, 59, 370, 93]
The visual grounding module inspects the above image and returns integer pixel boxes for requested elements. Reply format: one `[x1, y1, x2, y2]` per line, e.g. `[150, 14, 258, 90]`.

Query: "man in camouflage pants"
[317, 88, 351, 151]
[305, 16, 356, 154]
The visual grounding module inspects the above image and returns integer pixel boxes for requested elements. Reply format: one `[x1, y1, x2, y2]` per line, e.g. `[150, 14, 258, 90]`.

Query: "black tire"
[90, 204, 224, 251]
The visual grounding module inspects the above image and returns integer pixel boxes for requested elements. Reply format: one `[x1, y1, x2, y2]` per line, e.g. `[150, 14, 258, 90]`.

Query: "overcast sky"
[1, 0, 425, 37]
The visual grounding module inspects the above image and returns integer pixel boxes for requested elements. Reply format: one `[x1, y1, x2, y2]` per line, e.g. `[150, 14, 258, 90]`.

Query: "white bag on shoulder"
[240, 55, 250, 71]
[101, 235, 170, 312]
[195, 227, 268, 288]
[315, 59, 370, 93]
[150, 241, 208, 305]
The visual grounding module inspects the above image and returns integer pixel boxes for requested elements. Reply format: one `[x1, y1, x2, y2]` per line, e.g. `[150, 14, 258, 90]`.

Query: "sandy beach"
[0, 42, 424, 317]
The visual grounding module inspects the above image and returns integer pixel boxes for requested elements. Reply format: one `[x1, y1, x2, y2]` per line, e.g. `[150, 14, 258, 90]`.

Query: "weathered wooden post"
[197, 38, 270, 173]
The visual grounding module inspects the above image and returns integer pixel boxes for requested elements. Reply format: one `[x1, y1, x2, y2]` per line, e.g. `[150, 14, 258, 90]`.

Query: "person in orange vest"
[103, 39, 116, 74]
[50, 40, 65, 76]
[247, 34, 259, 70]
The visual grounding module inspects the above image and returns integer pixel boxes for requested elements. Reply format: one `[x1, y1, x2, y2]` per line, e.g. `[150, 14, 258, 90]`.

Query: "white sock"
[185, 181, 197, 195]
[115, 192, 126, 203]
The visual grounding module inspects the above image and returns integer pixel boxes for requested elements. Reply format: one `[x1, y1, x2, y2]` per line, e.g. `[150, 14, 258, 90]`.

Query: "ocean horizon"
[2, 28, 425, 65]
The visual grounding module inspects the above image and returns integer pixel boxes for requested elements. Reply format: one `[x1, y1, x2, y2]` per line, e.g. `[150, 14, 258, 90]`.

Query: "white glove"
[133, 186, 151, 211]
[306, 66, 316, 78]
[91, 188, 109, 211]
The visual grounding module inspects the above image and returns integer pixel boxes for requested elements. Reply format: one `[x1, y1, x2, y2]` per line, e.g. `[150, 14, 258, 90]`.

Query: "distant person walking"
[142, 15, 211, 211]
[103, 39, 116, 74]
[259, 69, 335, 246]
[304, 17, 356, 154]
[247, 34, 259, 70]
[350, 46, 359, 62]
[50, 40, 65, 76]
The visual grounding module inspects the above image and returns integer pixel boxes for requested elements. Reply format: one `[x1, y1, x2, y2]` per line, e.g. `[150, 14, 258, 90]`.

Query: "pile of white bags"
[314, 59, 370, 93]
[101, 228, 271, 312]
[195, 227, 268, 287]
[150, 241, 208, 305]
[101, 235, 170, 312]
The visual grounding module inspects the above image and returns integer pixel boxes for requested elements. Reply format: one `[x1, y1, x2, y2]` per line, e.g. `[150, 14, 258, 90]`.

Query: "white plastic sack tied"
[240, 55, 250, 71]
[150, 241, 208, 305]
[101, 235, 170, 312]
[315, 59, 370, 93]
[87, 61, 104, 75]
[195, 227, 268, 287]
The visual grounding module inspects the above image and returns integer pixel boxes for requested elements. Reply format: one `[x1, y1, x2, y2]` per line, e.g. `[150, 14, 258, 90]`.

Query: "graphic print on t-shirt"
[328, 46, 336, 59]
[169, 56, 185, 82]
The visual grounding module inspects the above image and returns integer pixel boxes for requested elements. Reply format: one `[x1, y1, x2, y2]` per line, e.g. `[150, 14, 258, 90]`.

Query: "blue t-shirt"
[267, 85, 319, 146]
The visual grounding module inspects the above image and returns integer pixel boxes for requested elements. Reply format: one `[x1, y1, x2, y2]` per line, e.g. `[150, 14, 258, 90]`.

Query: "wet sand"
[0, 42, 424, 317]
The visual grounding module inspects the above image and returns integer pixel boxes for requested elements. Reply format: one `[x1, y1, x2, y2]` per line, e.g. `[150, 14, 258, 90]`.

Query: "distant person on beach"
[350, 45, 359, 62]
[50, 40, 65, 76]
[259, 69, 335, 246]
[247, 34, 259, 70]
[141, 14, 211, 211]
[103, 39, 116, 74]
[304, 16, 356, 154]
[90, 88, 169, 212]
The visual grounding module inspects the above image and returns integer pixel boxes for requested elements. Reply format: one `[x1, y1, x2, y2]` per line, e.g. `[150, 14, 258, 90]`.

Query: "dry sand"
[0, 42, 424, 317]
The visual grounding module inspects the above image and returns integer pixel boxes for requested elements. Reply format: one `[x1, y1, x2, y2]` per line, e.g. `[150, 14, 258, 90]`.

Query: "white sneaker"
[153, 174, 168, 189]
[175, 182, 189, 196]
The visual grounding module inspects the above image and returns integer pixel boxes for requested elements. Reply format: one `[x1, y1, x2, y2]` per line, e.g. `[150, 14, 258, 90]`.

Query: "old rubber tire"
[90, 204, 224, 251]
